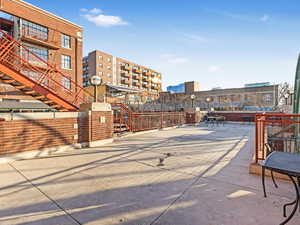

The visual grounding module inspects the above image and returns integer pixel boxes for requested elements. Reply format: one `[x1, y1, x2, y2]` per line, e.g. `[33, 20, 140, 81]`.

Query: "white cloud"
[207, 9, 270, 23]
[260, 14, 270, 22]
[168, 58, 188, 64]
[81, 8, 128, 27]
[160, 54, 188, 64]
[160, 54, 176, 59]
[89, 8, 102, 14]
[183, 33, 208, 42]
[208, 66, 220, 73]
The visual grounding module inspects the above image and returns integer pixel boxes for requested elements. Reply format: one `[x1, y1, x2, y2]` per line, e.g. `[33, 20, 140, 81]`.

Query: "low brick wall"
[210, 111, 257, 122]
[0, 111, 113, 156]
[0, 117, 78, 155]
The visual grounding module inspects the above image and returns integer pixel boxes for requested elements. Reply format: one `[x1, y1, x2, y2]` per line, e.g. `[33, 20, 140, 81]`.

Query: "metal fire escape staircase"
[0, 30, 92, 111]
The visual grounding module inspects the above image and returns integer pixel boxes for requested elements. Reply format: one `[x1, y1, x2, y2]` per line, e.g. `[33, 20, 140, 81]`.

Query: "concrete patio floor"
[0, 124, 299, 225]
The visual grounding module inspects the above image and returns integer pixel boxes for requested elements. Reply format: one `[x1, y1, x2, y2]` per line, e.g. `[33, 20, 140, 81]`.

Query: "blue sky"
[26, 0, 300, 90]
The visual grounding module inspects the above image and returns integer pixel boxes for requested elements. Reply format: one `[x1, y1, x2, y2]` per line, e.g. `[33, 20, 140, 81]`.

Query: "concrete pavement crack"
[8, 162, 82, 225]
[148, 133, 248, 225]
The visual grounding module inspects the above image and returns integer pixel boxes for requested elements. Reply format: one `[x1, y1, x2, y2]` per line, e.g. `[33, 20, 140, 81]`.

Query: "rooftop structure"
[160, 83, 279, 111]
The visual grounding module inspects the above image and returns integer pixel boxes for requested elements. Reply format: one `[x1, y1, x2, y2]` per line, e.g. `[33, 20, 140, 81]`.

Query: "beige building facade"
[83, 50, 162, 99]
[160, 85, 279, 111]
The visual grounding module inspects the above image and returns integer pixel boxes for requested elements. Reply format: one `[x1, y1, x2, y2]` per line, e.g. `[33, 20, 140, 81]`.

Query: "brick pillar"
[79, 103, 113, 147]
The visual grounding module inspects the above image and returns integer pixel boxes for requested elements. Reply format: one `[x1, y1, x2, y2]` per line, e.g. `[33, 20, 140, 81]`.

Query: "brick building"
[0, 0, 83, 110]
[160, 83, 279, 111]
[83, 50, 162, 101]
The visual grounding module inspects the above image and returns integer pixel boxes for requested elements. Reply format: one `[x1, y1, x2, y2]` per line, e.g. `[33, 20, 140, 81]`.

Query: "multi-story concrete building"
[83, 50, 162, 99]
[160, 83, 279, 111]
[0, 0, 83, 110]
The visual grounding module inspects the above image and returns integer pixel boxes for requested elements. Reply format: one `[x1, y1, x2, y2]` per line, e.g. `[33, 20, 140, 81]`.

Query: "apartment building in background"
[0, 0, 83, 110]
[83, 50, 162, 100]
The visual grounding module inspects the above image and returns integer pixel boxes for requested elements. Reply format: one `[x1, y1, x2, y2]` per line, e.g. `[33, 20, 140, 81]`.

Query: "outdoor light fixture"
[90, 75, 102, 103]
[191, 94, 195, 108]
[284, 92, 290, 105]
[205, 97, 212, 111]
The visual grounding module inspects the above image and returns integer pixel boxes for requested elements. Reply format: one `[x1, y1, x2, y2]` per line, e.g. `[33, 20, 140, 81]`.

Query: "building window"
[107, 65, 111, 70]
[98, 72, 103, 75]
[61, 34, 71, 48]
[61, 55, 71, 69]
[62, 77, 71, 90]
[22, 19, 48, 41]
[99, 64, 103, 68]
[22, 45, 48, 65]
[99, 56, 103, 60]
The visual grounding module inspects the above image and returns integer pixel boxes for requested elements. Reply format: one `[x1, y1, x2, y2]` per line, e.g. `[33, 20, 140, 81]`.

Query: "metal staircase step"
[33, 95, 46, 100]
[14, 85, 26, 89]
[24, 90, 36, 95]
[43, 100, 53, 104]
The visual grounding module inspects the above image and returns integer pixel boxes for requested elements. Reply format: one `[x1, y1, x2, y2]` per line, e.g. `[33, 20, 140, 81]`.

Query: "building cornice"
[11, 0, 82, 29]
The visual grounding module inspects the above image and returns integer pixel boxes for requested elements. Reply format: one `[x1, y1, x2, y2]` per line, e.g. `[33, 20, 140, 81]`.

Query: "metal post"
[94, 85, 97, 103]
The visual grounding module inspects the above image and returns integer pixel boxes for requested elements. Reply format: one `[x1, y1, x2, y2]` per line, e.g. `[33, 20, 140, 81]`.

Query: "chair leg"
[271, 170, 278, 188]
[280, 176, 299, 225]
[262, 167, 267, 198]
[298, 177, 300, 212]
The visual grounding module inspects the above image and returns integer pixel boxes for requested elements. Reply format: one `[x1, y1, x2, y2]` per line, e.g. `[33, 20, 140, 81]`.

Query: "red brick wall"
[0, 118, 78, 155]
[210, 112, 256, 122]
[0, 111, 113, 155]
[91, 111, 113, 141]
[78, 113, 89, 143]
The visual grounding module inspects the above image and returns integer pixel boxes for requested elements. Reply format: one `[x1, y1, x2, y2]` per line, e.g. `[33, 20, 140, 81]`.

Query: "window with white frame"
[61, 34, 71, 48]
[61, 55, 71, 69]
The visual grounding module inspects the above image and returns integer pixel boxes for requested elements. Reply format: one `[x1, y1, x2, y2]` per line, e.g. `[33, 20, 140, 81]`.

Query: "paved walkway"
[0, 124, 299, 225]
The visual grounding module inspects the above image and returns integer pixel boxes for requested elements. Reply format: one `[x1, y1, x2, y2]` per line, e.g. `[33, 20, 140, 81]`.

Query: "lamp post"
[284, 92, 290, 105]
[89, 75, 102, 103]
[205, 97, 212, 111]
[191, 94, 195, 108]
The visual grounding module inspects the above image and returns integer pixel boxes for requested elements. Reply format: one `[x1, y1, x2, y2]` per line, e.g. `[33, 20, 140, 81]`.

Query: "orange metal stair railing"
[0, 29, 93, 111]
[111, 103, 186, 133]
[111, 103, 133, 132]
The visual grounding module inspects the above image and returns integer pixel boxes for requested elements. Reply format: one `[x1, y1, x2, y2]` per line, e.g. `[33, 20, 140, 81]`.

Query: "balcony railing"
[255, 113, 300, 163]
[121, 72, 130, 78]
[122, 65, 131, 71]
[133, 68, 142, 73]
[21, 27, 59, 49]
[143, 71, 151, 76]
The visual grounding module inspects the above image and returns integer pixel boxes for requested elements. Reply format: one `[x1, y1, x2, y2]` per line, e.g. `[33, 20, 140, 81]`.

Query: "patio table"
[261, 151, 300, 225]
